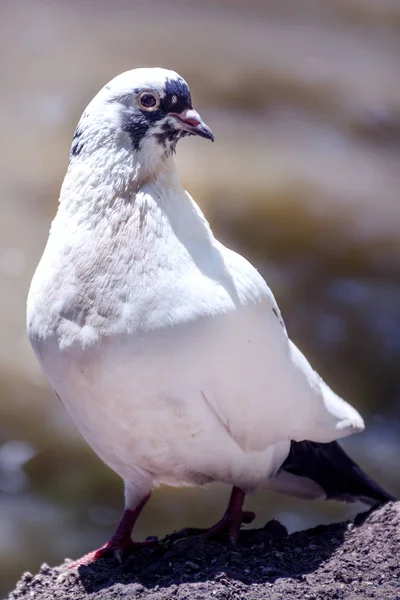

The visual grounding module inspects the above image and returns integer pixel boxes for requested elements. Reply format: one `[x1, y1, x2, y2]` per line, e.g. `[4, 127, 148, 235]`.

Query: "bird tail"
[267, 440, 395, 506]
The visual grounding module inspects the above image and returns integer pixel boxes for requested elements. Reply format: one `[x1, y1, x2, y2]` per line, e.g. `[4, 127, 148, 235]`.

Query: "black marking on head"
[159, 77, 192, 114]
[122, 76, 192, 152]
[121, 109, 161, 151]
[153, 120, 182, 154]
[71, 125, 85, 157]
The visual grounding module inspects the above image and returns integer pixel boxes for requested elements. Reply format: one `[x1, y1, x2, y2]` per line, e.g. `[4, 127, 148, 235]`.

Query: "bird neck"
[47, 139, 217, 292]
[59, 138, 183, 220]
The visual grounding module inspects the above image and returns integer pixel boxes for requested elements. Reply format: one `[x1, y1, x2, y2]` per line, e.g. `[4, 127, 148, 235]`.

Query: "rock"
[8, 502, 400, 600]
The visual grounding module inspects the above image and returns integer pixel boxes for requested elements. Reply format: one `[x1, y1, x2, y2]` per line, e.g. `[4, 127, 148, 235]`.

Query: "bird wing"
[202, 241, 365, 451]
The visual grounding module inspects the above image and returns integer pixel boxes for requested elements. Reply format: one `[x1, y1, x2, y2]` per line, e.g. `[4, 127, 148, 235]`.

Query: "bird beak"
[169, 108, 214, 142]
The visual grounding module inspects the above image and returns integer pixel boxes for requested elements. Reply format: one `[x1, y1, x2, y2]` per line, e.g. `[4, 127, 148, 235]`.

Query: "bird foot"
[68, 538, 157, 568]
[170, 509, 255, 545]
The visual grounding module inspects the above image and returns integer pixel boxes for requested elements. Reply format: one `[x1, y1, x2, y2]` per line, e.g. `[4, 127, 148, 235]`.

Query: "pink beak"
[169, 108, 214, 142]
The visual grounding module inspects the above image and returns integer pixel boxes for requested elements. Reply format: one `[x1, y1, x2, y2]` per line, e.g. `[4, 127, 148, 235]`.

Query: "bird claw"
[114, 547, 126, 564]
[168, 509, 256, 546]
[68, 537, 158, 569]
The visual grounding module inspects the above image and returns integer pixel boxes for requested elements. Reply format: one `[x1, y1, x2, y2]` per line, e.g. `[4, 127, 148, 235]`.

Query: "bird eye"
[137, 91, 159, 111]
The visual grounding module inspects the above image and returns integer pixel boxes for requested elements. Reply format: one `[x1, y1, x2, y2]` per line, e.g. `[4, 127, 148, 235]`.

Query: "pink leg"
[173, 486, 254, 544]
[70, 492, 153, 567]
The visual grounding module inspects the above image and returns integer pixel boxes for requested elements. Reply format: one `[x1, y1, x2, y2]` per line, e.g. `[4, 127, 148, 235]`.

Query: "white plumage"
[27, 68, 367, 551]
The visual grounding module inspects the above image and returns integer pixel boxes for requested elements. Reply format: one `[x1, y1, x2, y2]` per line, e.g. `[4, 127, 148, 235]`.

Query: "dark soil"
[9, 502, 400, 600]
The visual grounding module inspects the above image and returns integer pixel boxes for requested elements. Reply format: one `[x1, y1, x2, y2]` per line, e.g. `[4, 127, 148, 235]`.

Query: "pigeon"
[27, 67, 394, 563]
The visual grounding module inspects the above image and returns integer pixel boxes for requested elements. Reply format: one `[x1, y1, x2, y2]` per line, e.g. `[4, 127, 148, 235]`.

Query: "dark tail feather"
[280, 440, 395, 506]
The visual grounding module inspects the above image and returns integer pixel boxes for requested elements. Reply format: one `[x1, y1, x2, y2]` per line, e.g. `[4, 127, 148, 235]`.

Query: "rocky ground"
[8, 501, 400, 600]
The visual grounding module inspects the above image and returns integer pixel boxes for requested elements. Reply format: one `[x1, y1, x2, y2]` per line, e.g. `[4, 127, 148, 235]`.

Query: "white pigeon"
[27, 67, 393, 563]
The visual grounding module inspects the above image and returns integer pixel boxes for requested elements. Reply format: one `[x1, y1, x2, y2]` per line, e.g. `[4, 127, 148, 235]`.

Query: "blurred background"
[1, 0, 400, 595]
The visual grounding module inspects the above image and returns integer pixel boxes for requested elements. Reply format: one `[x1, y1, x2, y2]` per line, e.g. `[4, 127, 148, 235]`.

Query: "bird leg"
[171, 486, 254, 544]
[69, 492, 154, 567]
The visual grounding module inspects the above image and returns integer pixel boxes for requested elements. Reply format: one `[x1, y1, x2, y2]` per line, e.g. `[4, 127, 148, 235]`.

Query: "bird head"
[70, 68, 214, 185]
